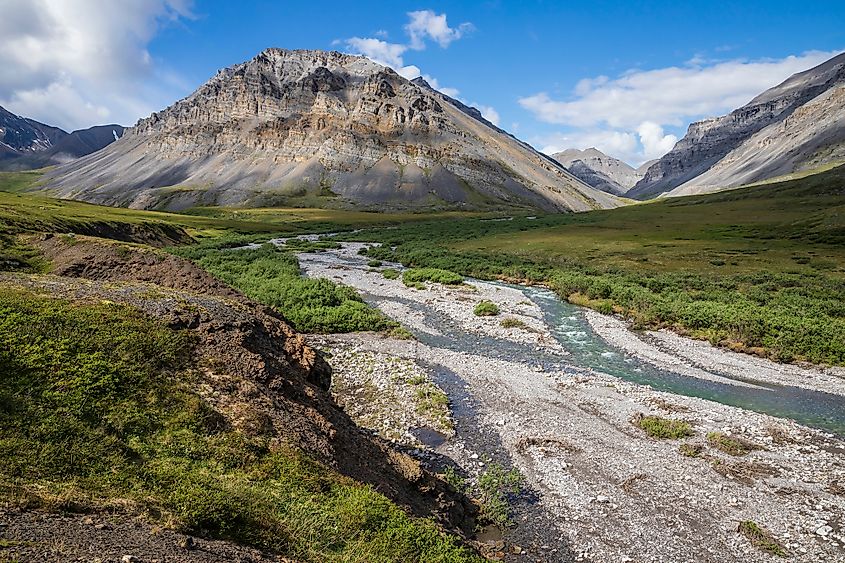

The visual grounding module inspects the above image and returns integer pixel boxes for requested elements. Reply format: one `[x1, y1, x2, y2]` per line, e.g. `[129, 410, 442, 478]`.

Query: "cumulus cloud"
[0, 0, 193, 131]
[636, 122, 678, 160]
[520, 50, 840, 129]
[522, 50, 841, 163]
[405, 10, 473, 50]
[345, 37, 407, 69]
[343, 10, 472, 81]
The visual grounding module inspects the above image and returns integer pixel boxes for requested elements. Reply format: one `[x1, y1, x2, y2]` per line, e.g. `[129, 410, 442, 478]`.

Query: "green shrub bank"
[172, 241, 397, 334]
[349, 168, 845, 365]
[0, 289, 481, 562]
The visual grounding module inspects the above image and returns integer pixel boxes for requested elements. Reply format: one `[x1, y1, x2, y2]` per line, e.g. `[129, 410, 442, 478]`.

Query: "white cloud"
[344, 10, 472, 79]
[0, 0, 193, 131]
[343, 11, 495, 127]
[636, 121, 678, 160]
[522, 50, 842, 164]
[474, 104, 501, 126]
[345, 37, 407, 69]
[405, 10, 473, 50]
[519, 50, 840, 130]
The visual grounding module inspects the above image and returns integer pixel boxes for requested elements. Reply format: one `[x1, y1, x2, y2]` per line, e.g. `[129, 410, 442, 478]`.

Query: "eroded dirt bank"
[300, 243, 845, 563]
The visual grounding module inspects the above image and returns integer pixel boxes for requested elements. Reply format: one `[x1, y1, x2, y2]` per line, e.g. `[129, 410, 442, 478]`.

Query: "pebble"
[816, 525, 833, 537]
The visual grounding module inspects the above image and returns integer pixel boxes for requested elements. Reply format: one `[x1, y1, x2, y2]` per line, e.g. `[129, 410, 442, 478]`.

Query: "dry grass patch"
[707, 432, 761, 456]
[737, 520, 788, 557]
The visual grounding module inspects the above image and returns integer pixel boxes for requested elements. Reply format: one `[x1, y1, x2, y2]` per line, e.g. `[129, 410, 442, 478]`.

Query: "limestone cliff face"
[42, 49, 620, 212]
[630, 52, 845, 199]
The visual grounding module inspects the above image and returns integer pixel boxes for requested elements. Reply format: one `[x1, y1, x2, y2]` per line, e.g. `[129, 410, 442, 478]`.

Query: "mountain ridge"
[630, 51, 845, 199]
[0, 105, 124, 171]
[39, 48, 621, 213]
[551, 147, 647, 195]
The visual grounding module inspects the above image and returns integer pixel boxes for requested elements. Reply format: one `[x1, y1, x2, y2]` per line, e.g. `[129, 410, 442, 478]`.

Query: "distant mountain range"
[40, 48, 621, 213]
[551, 148, 655, 195]
[629, 51, 845, 199]
[0, 106, 124, 171]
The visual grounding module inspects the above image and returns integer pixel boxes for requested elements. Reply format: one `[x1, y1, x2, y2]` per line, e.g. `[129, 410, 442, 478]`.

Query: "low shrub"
[634, 414, 694, 439]
[473, 301, 500, 317]
[382, 268, 400, 280]
[172, 243, 396, 334]
[706, 432, 760, 456]
[476, 463, 523, 527]
[679, 443, 703, 457]
[499, 317, 526, 329]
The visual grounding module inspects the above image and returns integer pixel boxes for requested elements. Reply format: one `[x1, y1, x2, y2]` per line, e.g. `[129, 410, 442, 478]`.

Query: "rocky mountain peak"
[44, 48, 620, 213]
[552, 147, 645, 195]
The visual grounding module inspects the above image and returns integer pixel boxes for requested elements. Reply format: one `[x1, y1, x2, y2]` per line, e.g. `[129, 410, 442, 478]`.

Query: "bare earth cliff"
[41, 49, 620, 212]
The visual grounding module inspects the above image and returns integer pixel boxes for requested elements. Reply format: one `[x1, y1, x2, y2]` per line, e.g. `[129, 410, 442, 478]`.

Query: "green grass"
[737, 520, 788, 557]
[0, 171, 488, 241]
[678, 443, 703, 458]
[402, 268, 464, 288]
[499, 317, 526, 329]
[706, 432, 761, 456]
[351, 165, 845, 365]
[475, 463, 523, 528]
[0, 288, 480, 562]
[0, 171, 44, 193]
[634, 415, 694, 439]
[382, 268, 400, 280]
[473, 301, 500, 317]
[171, 240, 397, 334]
[0, 234, 46, 272]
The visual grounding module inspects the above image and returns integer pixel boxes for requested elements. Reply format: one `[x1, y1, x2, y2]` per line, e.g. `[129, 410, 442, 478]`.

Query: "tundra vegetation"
[353, 166, 845, 366]
[0, 290, 480, 561]
[171, 240, 398, 334]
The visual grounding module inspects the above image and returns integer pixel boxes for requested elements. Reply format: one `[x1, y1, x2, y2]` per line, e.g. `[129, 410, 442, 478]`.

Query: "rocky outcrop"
[40, 48, 621, 213]
[630, 51, 845, 199]
[552, 148, 645, 195]
[0, 105, 123, 171]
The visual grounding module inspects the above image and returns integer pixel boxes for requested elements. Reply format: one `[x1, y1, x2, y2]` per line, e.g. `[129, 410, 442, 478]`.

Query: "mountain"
[39, 48, 621, 212]
[630, 51, 845, 199]
[0, 105, 124, 171]
[552, 148, 646, 195]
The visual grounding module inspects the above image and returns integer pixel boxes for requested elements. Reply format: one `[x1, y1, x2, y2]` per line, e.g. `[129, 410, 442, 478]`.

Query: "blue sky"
[2, 0, 844, 164]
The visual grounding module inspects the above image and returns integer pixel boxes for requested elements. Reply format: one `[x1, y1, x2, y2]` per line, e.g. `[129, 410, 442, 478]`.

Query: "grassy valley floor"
[1, 165, 844, 561]
[349, 165, 845, 366]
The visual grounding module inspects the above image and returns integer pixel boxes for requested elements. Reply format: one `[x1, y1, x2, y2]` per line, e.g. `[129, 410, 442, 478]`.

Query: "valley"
[1, 25, 844, 562]
[292, 240, 845, 562]
[1, 161, 844, 561]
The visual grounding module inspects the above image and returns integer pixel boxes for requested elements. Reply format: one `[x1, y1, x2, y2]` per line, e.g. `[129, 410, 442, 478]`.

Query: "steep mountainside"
[630, 51, 845, 199]
[0, 105, 124, 171]
[552, 148, 644, 195]
[0, 106, 56, 153]
[40, 48, 620, 212]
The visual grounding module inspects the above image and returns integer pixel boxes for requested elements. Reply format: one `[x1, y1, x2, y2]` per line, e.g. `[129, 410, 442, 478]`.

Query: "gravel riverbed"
[299, 243, 845, 563]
